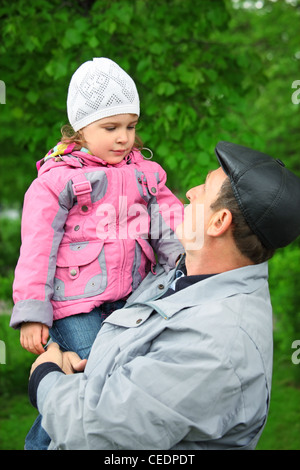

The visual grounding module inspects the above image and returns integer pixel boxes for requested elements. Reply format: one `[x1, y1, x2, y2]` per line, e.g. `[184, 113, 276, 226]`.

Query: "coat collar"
[149, 261, 269, 319]
[105, 260, 269, 326]
[36, 146, 144, 176]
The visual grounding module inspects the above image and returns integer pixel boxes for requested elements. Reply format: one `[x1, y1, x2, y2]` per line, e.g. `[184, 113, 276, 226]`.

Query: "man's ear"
[207, 209, 232, 237]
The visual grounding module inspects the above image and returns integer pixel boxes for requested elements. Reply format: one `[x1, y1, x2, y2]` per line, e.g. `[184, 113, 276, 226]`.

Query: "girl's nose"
[116, 130, 128, 144]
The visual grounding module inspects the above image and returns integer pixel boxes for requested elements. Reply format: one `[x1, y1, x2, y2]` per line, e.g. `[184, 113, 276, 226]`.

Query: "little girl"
[11, 58, 183, 359]
[11, 58, 183, 450]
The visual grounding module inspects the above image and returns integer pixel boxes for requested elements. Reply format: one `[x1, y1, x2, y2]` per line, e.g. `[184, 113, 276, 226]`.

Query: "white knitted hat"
[67, 58, 140, 131]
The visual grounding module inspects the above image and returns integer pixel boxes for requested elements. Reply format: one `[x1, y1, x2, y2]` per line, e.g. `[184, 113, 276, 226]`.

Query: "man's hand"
[29, 342, 63, 376]
[62, 351, 87, 375]
[29, 342, 87, 377]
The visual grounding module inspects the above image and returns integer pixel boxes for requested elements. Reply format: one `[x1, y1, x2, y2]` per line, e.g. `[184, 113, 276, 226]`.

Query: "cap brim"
[215, 141, 268, 180]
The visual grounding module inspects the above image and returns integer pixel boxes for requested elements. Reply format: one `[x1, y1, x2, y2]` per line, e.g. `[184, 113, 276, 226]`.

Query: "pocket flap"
[56, 241, 104, 267]
[144, 172, 158, 196]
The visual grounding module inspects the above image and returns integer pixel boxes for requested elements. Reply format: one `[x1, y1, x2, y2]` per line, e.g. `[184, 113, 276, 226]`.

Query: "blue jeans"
[25, 300, 126, 450]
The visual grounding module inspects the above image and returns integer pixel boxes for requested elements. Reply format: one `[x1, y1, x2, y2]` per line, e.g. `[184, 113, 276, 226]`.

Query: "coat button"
[70, 269, 77, 276]
[74, 225, 80, 231]
[158, 284, 164, 290]
[151, 187, 157, 194]
[136, 318, 142, 324]
[81, 205, 88, 212]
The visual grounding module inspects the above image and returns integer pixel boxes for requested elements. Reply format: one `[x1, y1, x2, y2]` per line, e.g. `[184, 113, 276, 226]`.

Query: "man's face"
[176, 167, 227, 251]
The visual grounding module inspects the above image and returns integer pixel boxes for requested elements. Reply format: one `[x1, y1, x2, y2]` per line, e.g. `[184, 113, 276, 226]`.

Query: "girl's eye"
[104, 124, 137, 131]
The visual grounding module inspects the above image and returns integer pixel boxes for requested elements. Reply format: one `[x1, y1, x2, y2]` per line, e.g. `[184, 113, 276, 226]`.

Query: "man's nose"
[186, 188, 193, 201]
[186, 185, 200, 202]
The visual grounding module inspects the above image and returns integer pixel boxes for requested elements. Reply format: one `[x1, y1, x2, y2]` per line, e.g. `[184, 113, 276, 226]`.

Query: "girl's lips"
[112, 149, 127, 155]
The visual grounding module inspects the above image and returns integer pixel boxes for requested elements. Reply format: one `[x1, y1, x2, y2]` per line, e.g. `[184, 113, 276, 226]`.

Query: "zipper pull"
[138, 174, 148, 196]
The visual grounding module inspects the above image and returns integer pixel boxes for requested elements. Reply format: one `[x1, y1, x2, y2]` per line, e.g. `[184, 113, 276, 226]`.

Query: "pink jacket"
[10, 148, 183, 328]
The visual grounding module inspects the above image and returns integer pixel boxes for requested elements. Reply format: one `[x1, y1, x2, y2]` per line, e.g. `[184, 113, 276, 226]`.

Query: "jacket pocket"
[53, 241, 107, 301]
[131, 238, 156, 290]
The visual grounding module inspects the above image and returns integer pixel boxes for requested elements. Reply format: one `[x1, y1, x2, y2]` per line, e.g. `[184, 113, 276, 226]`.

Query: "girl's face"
[81, 113, 138, 164]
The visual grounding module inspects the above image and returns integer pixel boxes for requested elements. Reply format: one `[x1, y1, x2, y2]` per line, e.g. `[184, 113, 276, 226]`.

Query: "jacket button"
[70, 269, 77, 276]
[158, 284, 164, 290]
[151, 187, 157, 194]
[74, 225, 80, 231]
[81, 205, 88, 212]
[136, 318, 142, 324]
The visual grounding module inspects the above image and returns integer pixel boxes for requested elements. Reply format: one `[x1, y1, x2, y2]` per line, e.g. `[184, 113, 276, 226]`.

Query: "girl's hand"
[20, 322, 49, 355]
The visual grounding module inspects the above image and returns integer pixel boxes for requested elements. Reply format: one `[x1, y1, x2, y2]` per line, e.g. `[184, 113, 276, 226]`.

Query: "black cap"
[215, 141, 300, 249]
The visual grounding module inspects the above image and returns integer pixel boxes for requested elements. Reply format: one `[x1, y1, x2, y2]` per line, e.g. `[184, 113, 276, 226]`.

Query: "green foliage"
[0, 0, 267, 203]
[0, 216, 20, 300]
[0, 216, 20, 270]
[0, 314, 34, 396]
[0, 314, 37, 450]
[0, 273, 14, 301]
[0, 394, 38, 450]
[256, 347, 300, 450]
[269, 242, 300, 383]
[0, 0, 299, 198]
[0, 0, 300, 449]
[227, 0, 300, 169]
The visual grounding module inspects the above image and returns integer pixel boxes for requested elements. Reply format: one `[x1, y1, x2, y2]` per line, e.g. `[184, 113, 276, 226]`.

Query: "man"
[28, 141, 300, 450]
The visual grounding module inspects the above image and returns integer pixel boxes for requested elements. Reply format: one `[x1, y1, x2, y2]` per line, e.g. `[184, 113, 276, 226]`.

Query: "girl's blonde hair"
[60, 124, 143, 152]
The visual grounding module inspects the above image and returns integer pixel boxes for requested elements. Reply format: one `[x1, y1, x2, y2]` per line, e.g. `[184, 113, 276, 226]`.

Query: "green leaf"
[157, 82, 176, 97]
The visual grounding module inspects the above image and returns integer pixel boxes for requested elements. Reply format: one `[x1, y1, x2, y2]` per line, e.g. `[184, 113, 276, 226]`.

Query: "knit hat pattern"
[67, 58, 140, 131]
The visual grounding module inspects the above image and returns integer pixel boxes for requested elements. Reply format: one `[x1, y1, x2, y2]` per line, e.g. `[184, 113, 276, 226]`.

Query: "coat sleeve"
[148, 167, 184, 270]
[10, 176, 70, 329]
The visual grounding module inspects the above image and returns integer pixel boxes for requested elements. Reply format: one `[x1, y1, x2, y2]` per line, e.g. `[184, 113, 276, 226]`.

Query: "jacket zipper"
[118, 170, 127, 297]
[138, 174, 148, 196]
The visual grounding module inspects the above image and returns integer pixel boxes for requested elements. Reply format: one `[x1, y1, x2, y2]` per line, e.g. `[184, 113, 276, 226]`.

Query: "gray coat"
[37, 258, 273, 450]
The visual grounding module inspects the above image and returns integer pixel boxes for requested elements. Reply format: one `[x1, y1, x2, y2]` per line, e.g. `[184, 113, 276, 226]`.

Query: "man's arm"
[30, 328, 244, 450]
[28, 343, 87, 409]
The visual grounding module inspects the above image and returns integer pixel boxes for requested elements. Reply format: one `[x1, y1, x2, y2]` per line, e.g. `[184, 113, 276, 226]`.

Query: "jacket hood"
[36, 142, 144, 176]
